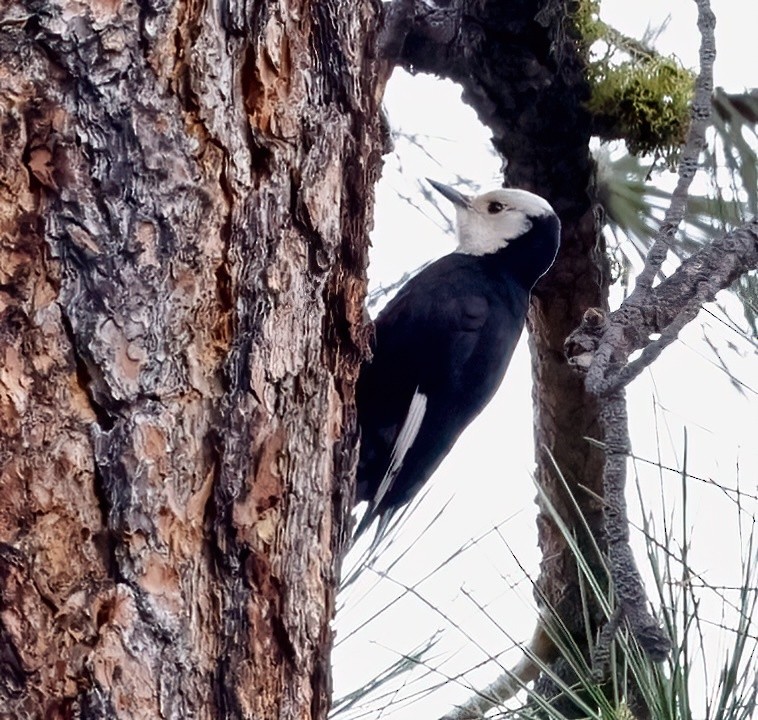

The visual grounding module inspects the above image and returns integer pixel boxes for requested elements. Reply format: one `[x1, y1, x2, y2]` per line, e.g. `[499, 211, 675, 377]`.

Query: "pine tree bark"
[0, 1, 383, 718]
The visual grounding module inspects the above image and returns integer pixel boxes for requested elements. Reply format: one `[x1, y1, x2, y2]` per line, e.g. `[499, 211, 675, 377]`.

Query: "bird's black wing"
[354, 255, 524, 539]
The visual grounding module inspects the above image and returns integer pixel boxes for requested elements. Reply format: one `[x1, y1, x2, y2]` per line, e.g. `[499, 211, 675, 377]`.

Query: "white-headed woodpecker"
[354, 180, 561, 540]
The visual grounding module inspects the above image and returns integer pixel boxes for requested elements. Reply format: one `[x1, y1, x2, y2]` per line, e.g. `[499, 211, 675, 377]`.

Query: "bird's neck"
[483, 214, 560, 290]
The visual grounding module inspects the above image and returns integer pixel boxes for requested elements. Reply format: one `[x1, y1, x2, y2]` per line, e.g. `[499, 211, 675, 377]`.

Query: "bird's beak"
[426, 179, 472, 208]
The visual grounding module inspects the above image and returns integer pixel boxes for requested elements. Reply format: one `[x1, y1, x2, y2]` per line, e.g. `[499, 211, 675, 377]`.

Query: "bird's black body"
[355, 185, 560, 539]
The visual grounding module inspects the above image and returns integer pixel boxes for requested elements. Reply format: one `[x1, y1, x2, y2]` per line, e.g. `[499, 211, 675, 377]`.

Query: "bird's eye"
[487, 201, 505, 214]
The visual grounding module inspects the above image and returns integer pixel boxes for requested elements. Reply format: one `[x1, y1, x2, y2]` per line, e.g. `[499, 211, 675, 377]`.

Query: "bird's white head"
[427, 179, 556, 256]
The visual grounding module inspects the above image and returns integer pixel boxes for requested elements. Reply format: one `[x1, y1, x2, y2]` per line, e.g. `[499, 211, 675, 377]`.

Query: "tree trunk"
[0, 1, 384, 717]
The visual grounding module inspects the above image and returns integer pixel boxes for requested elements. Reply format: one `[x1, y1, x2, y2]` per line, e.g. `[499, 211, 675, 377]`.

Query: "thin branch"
[632, 0, 716, 292]
[570, 217, 758, 395]
[601, 305, 700, 392]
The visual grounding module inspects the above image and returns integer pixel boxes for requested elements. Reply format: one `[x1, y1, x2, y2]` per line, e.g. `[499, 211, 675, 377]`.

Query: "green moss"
[572, 0, 696, 165]
[573, 0, 604, 49]
[588, 56, 695, 164]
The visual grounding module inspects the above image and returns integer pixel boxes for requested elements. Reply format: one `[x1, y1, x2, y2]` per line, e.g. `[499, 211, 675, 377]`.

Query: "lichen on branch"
[573, 0, 695, 165]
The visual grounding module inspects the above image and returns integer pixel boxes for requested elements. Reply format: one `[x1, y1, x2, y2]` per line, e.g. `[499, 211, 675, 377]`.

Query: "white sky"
[333, 1, 758, 717]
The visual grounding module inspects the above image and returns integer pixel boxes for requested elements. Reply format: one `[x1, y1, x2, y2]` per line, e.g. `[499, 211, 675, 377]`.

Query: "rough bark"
[383, 0, 610, 655]
[0, 1, 383, 718]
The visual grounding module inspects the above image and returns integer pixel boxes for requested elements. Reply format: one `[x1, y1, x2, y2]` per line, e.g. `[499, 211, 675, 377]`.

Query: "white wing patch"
[372, 389, 427, 509]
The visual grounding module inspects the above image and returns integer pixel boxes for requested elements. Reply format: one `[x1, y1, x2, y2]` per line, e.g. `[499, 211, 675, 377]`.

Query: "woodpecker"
[353, 179, 561, 541]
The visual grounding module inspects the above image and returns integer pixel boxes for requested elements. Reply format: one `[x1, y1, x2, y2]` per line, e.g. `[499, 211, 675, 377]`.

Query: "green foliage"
[708, 89, 758, 218]
[573, 0, 696, 165]
[495, 456, 758, 720]
[587, 57, 695, 165]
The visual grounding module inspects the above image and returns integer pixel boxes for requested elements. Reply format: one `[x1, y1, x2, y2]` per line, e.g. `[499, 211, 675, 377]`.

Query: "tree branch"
[631, 0, 716, 292]
[568, 218, 758, 394]
[376, 0, 462, 96]
[568, 217, 758, 669]
[584, 0, 718, 392]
